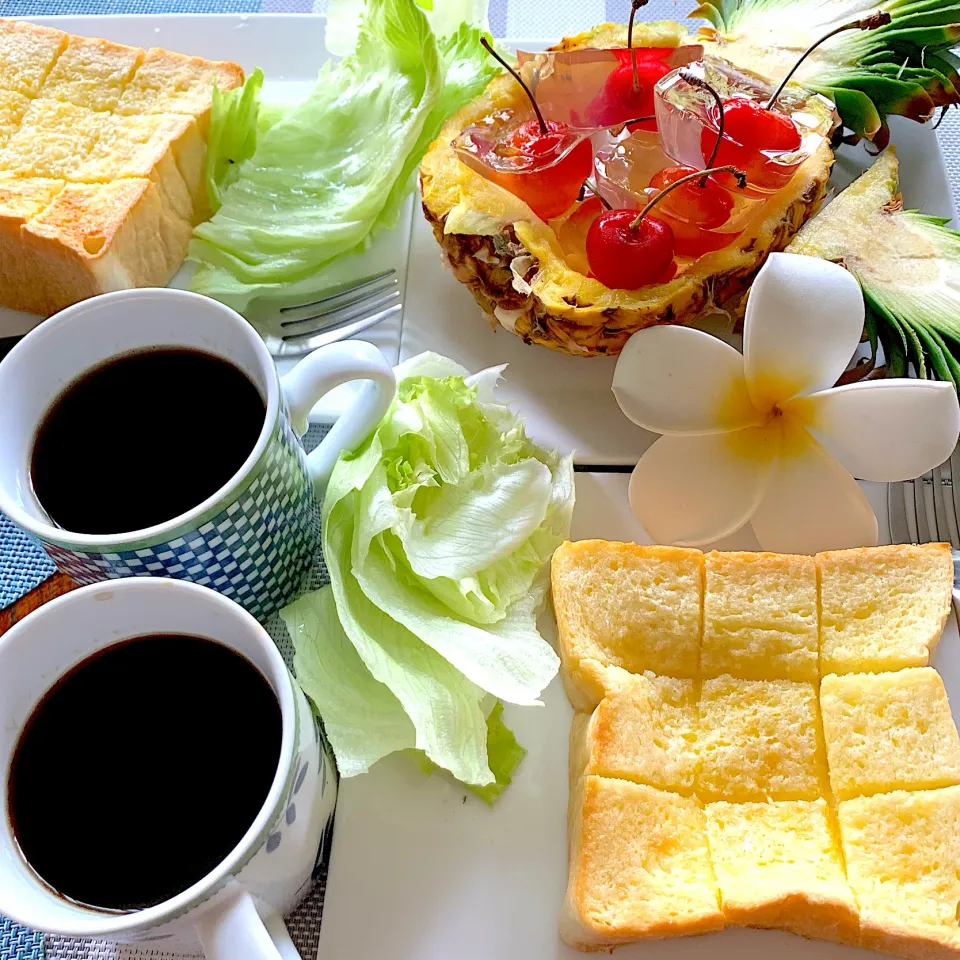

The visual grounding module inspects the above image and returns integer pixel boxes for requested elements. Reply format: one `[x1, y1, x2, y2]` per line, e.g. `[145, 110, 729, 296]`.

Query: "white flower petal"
[613, 326, 760, 435]
[628, 428, 778, 546]
[744, 253, 865, 407]
[750, 423, 878, 554]
[800, 379, 960, 482]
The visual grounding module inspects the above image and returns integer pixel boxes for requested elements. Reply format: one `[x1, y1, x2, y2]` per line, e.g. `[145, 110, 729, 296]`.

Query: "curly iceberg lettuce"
[282, 354, 574, 796]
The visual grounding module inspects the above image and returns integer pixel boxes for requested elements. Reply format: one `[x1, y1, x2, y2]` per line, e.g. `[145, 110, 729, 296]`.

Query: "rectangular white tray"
[317, 472, 960, 960]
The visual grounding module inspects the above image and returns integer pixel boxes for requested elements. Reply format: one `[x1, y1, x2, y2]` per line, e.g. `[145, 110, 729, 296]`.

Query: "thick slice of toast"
[554, 540, 960, 959]
[702, 550, 819, 682]
[551, 540, 703, 709]
[839, 786, 960, 960]
[705, 798, 859, 943]
[561, 776, 723, 950]
[572, 669, 699, 795]
[696, 675, 827, 802]
[818, 544, 953, 676]
[821, 668, 960, 801]
[0, 19, 242, 317]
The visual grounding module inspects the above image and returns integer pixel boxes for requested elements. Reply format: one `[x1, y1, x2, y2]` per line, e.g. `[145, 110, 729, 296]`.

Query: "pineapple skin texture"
[419, 23, 834, 358]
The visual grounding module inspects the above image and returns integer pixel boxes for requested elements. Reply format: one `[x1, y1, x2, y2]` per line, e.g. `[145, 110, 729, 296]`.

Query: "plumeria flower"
[612, 253, 960, 554]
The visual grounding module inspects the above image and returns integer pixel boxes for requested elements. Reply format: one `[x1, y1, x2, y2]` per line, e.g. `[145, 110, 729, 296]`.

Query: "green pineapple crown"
[692, 0, 960, 147]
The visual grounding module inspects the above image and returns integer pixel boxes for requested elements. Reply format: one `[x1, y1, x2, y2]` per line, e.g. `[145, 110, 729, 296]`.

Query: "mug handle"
[279, 340, 396, 493]
[195, 890, 301, 960]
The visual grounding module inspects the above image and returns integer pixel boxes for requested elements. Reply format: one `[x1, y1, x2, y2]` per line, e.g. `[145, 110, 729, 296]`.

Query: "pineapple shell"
[420, 22, 834, 358]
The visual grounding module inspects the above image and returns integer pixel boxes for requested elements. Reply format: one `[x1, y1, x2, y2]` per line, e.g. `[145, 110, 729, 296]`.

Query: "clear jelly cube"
[516, 45, 702, 130]
[654, 57, 836, 194]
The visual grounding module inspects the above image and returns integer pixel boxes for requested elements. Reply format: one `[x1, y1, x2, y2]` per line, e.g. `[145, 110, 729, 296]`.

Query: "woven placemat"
[0, 514, 55, 611]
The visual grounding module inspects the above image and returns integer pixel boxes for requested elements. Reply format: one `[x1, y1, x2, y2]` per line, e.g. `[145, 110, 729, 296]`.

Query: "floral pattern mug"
[0, 578, 337, 959]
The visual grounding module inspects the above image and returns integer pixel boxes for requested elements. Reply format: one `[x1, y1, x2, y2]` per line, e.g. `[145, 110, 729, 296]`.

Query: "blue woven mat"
[0, 516, 55, 612]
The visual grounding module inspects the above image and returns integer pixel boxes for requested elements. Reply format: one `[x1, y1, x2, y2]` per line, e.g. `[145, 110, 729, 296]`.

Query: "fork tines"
[888, 449, 960, 548]
[266, 268, 401, 359]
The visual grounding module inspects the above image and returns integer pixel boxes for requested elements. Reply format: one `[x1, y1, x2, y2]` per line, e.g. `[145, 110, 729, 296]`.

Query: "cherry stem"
[679, 70, 725, 183]
[626, 0, 649, 94]
[601, 115, 655, 130]
[764, 11, 891, 111]
[582, 179, 613, 209]
[481, 37, 547, 135]
[629, 164, 747, 230]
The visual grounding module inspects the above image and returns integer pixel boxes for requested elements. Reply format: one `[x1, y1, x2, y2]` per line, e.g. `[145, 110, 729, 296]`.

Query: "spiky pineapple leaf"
[787, 147, 960, 396]
[693, 0, 960, 142]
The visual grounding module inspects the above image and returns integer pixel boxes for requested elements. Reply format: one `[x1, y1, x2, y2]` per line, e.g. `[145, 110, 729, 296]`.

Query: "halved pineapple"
[788, 147, 960, 392]
[420, 3, 960, 358]
[421, 22, 832, 357]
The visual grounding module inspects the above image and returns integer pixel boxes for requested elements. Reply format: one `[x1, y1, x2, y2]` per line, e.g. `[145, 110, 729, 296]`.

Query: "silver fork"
[264, 269, 401, 358]
[888, 450, 960, 600]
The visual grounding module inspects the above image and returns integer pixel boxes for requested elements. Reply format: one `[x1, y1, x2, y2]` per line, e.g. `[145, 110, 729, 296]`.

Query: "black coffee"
[30, 348, 266, 535]
[7, 634, 282, 911]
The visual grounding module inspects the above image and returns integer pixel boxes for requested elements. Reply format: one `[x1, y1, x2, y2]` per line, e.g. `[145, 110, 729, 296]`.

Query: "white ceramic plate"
[8, 15, 414, 423]
[317, 471, 960, 960]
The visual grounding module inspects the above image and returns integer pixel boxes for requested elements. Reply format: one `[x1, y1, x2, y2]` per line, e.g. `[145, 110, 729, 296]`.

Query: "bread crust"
[0, 19, 242, 316]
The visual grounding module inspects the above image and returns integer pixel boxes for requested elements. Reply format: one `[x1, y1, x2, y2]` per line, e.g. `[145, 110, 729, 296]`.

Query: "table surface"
[0, 573, 76, 638]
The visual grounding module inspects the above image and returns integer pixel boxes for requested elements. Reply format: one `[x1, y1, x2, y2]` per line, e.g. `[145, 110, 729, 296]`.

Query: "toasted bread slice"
[705, 798, 859, 943]
[839, 786, 960, 960]
[551, 540, 703, 709]
[818, 544, 953, 676]
[561, 775, 723, 950]
[18, 179, 191, 316]
[821, 668, 960, 801]
[0, 19, 66, 99]
[696, 675, 826, 802]
[42, 34, 143, 112]
[702, 550, 818, 682]
[575, 669, 699, 795]
[0, 19, 242, 316]
[115, 47, 245, 131]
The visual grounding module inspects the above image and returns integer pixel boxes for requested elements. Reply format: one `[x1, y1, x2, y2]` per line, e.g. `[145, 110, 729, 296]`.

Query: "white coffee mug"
[0, 577, 337, 959]
[0, 287, 396, 620]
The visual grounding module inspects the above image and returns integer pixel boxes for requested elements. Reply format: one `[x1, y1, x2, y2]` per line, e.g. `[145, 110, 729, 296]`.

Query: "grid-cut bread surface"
[553, 540, 957, 958]
[0, 19, 243, 316]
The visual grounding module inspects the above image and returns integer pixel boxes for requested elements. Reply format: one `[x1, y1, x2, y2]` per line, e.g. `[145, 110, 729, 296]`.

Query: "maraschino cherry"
[585, 0, 670, 131]
[648, 72, 740, 255]
[480, 38, 593, 220]
[586, 164, 746, 288]
[700, 12, 891, 190]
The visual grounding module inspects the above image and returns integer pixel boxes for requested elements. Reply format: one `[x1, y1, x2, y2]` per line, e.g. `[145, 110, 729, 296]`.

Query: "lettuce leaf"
[409, 701, 527, 805]
[203, 67, 263, 214]
[282, 355, 573, 796]
[283, 585, 415, 777]
[189, 0, 498, 313]
[469, 701, 526, 805]
[326, 0, 490, 57]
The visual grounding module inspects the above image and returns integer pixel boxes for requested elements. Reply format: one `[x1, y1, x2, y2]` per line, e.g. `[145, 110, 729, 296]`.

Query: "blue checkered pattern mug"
[0, 288, 396, 620]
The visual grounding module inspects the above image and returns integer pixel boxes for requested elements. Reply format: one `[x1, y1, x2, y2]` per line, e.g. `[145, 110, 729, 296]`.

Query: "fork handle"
[280, 340, 395, 492]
